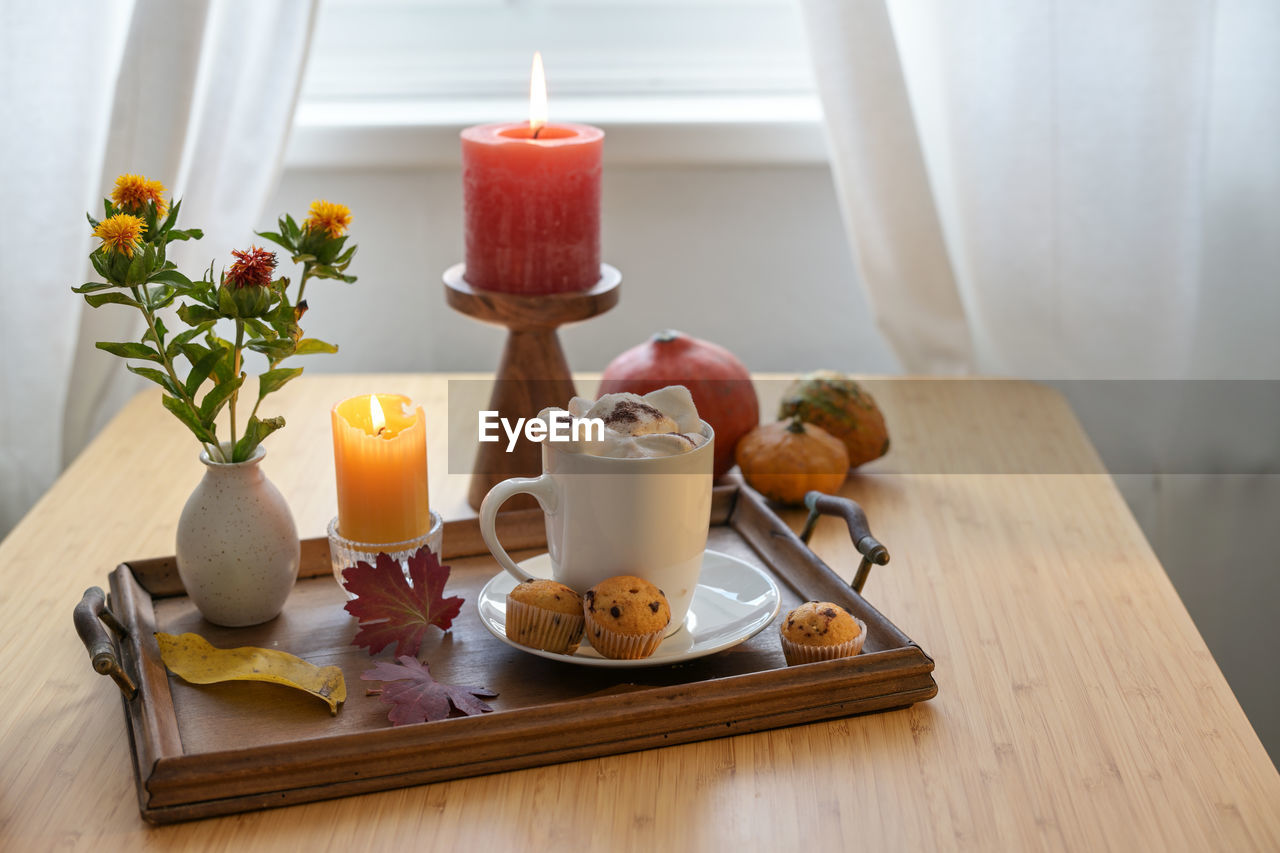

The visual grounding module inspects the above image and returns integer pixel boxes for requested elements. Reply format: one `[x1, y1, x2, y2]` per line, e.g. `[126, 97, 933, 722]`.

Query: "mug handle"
[479, 475, 558, 583]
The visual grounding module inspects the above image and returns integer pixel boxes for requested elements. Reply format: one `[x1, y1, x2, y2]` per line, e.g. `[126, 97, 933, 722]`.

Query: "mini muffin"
[779, 601, 866, 665]
[583, 575, 671, 659]
[505, 579, 585, 654]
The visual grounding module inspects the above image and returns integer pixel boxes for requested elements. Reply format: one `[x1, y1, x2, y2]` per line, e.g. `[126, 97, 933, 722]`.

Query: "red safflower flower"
[225, 246, 277, 289]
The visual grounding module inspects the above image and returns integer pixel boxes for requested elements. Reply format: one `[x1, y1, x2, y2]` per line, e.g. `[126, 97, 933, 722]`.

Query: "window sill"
[285, 95, 828, 169]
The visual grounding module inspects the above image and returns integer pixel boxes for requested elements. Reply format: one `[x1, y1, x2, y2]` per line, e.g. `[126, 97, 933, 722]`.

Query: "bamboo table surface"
[2, 374, 1277, 851]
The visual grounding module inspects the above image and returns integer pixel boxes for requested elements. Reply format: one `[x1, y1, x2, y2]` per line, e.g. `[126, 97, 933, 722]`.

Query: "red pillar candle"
[462, 55, 603, 294]
[462, 122, 603, 294]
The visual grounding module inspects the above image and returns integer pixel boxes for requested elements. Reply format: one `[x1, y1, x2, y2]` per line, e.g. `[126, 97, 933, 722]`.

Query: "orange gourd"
[735, 417, 849, 505]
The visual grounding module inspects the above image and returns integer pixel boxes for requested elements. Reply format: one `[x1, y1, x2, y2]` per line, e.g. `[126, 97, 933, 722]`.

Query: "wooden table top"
[2, 374, 1277, 851]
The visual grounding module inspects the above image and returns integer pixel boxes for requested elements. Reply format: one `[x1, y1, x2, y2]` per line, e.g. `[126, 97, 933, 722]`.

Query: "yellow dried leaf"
[155, 632, 346, 715]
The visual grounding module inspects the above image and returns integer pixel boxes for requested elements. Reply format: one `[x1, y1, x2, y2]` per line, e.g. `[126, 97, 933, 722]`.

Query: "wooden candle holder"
[444, 263, 622, 510]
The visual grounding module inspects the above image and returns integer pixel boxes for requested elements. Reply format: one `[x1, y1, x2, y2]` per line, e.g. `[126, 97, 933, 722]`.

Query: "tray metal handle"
[799, 491, 890, 594]
[73, 587, 137, 699]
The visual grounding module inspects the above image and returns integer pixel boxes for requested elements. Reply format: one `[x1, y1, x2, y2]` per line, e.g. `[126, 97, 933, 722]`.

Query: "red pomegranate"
[598, 330, 759, 476]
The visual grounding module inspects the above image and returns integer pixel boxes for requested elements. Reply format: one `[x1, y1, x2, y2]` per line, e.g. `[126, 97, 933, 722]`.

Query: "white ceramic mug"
[479, 424, 714, 635]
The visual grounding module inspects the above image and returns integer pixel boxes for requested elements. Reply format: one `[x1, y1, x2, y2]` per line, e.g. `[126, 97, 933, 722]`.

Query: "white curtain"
[0, 0, 316, 535]
[799, 0, 1280, 753]
[801, 0, 1280, 380]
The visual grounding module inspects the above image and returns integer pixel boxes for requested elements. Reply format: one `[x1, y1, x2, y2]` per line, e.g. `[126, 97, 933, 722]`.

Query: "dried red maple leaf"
[361, 656, 497, 725]
[342, 547, 464, 657]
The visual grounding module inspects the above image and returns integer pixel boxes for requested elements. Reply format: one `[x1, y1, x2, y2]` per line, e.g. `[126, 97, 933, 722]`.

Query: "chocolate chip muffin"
[779, 601, 866, 665]
[505, 579, 585, 654]
[582, 575, 671, 659]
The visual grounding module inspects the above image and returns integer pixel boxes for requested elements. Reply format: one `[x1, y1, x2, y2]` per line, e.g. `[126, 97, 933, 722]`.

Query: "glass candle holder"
[328, 510, 444, 598]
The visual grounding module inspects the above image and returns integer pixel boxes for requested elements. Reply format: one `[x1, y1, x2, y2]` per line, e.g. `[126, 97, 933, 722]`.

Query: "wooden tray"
[74, 484, 936, 824]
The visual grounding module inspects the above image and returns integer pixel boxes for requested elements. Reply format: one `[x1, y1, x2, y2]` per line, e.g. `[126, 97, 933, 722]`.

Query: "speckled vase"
[175, 444, 300, 627]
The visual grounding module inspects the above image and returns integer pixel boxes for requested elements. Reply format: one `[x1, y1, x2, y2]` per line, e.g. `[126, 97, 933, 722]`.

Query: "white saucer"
[476, 550, 782, 668]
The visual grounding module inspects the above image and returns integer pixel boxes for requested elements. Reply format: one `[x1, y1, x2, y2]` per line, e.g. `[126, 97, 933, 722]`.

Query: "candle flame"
[370, 394, 387, 435]
[529, 51, 548, 135]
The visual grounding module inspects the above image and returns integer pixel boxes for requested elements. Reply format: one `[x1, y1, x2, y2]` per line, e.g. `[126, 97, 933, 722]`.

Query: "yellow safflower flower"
[111, 174, 168, 216]
[92, 214, 147, 258]
[304, 199, 351, 238]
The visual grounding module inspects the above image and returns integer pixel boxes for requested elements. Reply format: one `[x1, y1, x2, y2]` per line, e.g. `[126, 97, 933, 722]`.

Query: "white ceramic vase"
[175, 444, 300, 627]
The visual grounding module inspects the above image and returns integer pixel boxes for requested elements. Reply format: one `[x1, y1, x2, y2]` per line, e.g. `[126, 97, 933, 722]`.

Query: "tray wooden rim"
[101, 483, 937, 823]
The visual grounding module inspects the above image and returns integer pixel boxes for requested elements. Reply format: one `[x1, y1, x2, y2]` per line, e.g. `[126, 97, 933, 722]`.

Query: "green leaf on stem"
[266, 319, 301, 347]
[166, 325, 211, 360]
[142, 316, 168, 347]
[162, 394, 218, 444]
[148, 268, 194, 288]
[269, 297, 296, 324]
[83, 292, 142, 309]
[199, 374, 245, 424]
[145, 284, 178, 312]
[201, 334, 235, 384]
[174, 342, 203, 364]
[243, 318, 274, 340]
[256, 367, 303, 401]
[306, 266, 358, 284]
[96, 341, 161, 362]
[127, 364, 182, 397]
[178, 303, 221, 326]
[294, 338, 338, 356]
[159, 198, 181, 234]
[233, 415, 286, 462]
[184, 347, 227, 398]
[207, 353, 234, 387]
[73, 282, 116, 294]
[246, 338, 295, 361]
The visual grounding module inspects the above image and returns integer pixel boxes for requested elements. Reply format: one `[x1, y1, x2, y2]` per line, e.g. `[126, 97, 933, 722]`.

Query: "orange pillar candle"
[331, 394, 430, 545]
